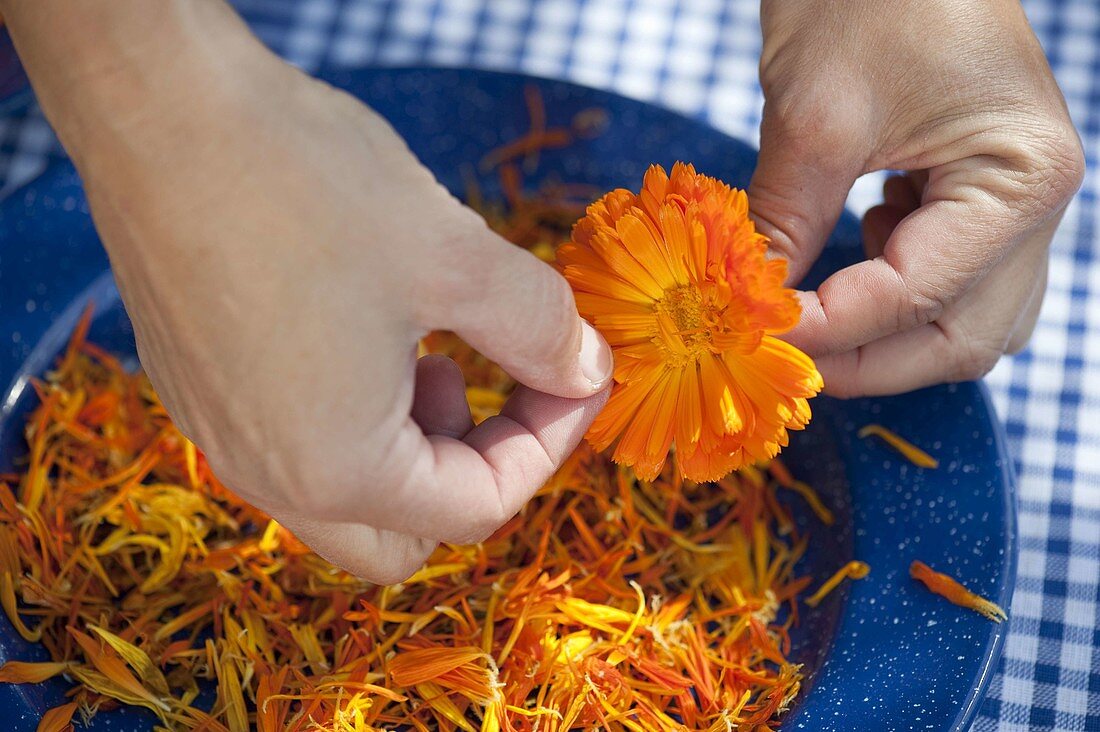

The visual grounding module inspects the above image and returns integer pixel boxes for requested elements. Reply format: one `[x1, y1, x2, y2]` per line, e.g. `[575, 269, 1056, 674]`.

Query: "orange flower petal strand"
[37, 701, 80, 732]
[858, 424, 939, 468]
[910, 561, 1006, 622]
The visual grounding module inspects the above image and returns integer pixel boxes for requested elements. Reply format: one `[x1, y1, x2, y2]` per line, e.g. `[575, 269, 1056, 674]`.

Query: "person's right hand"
[3, 0, 612, 583]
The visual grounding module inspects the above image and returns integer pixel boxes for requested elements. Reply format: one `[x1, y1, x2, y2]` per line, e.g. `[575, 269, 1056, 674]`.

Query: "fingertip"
[751, 207, 814, 287]
[344, 540, 436, 586]
[781, 289, 830, 356]
[412, 354, 474, 439]
[531, 318, 614, 399]
[416, 352, 462, 376]
[579, 320, 614, 390]
[861, 204, 908, 260]
[882, 174, 921, 210]
[439, 244, 610, 400]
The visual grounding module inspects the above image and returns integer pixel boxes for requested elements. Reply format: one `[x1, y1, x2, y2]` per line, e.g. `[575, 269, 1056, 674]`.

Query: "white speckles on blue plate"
[0, 68, 1015, 731]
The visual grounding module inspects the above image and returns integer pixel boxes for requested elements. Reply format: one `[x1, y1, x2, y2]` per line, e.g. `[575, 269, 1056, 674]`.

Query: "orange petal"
[389, 646, 488, 687]
[910, 561, 1005, 621]
[613, 369, 677, 479]
[36, 701, 79, 732]
[615, 213, 679, 289]
[587, 365, 665, 451]
[0, 661, 71, 684]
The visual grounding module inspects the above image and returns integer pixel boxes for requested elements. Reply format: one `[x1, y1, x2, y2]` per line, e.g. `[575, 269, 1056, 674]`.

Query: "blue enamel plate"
[0, 67, 1015, 731]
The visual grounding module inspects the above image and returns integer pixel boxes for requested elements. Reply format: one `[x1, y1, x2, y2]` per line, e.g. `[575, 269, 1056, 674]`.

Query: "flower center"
[654, 285, 715, 367]
[659, 286, 704, 332]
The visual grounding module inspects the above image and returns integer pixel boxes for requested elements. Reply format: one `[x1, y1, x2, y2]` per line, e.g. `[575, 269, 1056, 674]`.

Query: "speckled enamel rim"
[947, 382, 1018, 732]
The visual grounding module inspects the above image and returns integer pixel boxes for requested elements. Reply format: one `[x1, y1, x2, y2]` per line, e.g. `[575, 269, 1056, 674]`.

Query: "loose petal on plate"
[910, 560, 1007, 622]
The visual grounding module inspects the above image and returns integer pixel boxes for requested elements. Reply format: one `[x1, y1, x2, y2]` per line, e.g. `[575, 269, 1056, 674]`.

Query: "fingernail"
[579, 320, 613, 388]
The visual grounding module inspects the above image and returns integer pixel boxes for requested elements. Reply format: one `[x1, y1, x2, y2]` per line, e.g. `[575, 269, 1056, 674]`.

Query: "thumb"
[747, 104, 863, 285]
[425, 232, 613, 399]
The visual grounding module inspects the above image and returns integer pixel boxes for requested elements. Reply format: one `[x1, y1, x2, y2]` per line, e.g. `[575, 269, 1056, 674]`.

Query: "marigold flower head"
[558, 162, 823, 482]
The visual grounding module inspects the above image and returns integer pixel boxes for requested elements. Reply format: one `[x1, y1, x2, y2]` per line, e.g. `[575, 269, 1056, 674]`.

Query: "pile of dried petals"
[0, 314, 833, 731]
[0, 92, 852, 732]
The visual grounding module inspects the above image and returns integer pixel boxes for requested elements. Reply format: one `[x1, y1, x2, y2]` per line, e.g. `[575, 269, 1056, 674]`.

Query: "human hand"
[3, 0, 611, 583]
[748, 0, 1084, 396]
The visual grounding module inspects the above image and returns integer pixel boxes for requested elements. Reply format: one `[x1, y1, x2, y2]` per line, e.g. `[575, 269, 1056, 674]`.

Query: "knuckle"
[484, 500, 512, 535]
[816, 353, 862, 399]
[411, 230, 489, 324]
[366, 567, 413, 586]
[524, 253, 574, 307]
[526, 262, 578, 327]
[432, 477, 512, 545]
[762, 82, 864, 157]
[997, 122, 1085, 215]
[895, 274, 948, 332]
[1025, 165, 1084, 216]
[1040, 129, 1086, 203]
[444, 523, 499, 547]
[1006, 314, 1040, 354]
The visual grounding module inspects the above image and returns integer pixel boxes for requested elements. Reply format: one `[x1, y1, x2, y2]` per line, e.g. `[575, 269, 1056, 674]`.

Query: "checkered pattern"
[1, 1, 1097, 729]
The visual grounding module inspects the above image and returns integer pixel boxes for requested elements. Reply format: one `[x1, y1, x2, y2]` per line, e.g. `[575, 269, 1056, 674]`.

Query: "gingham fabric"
[0, 1, 1097, 730]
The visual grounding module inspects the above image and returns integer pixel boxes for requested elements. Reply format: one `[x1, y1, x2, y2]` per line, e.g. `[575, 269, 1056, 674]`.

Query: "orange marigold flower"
[557, 162, 823, 482]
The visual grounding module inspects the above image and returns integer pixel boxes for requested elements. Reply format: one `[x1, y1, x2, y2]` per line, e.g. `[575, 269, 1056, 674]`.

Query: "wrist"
[1, 1, 260, 166]
[2, 1, 198, 76]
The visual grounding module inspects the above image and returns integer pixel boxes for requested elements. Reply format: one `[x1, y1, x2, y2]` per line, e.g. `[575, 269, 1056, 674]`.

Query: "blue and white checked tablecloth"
[0, 1, 1097, 730]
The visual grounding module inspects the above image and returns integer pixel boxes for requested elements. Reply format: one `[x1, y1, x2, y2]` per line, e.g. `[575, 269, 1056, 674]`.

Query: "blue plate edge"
[949, 380, 1018, 732]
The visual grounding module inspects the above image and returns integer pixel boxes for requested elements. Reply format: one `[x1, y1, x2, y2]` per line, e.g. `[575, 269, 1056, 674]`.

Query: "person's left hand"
[748, 0, 1085, 397]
